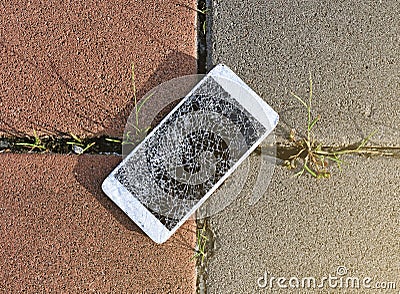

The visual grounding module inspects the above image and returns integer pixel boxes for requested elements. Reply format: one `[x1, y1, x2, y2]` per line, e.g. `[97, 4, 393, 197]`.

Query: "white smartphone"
[102, 64, 279, 243]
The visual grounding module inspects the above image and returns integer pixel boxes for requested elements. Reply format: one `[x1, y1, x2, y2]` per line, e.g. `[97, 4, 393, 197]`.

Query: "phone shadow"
[72, 154, 141, 233]
[72, 153, 197, 251]
[73, 50, 198, 249]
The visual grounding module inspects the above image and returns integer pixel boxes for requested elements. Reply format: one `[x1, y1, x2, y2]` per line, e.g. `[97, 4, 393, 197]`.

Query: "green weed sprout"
[286, 73, 376, 178]
[120, 63, 154, 147]
[105, 64, 154, 147]
[67, 133, 95, 155]
[104, 138, 121, 143]
[196, 5, 208, 35]
[16, 129, 47, 152]
[191, 222, 208, 266]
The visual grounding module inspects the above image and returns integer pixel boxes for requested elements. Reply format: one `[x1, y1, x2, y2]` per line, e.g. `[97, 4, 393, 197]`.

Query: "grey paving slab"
[205, 155, 399, 293]
[208, 0, 400, 146]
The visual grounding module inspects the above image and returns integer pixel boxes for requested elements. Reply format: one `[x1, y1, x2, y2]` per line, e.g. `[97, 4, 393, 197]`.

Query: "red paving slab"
[0, 154, 196, 293]
[0, 0, 197, 137]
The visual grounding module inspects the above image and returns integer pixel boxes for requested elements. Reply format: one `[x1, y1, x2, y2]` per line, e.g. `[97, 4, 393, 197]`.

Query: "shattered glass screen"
[115, 76, 267, 230]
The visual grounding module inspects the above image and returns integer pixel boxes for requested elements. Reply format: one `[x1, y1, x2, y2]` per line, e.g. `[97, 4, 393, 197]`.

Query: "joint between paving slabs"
[197, 0, 208, 74]
[1, 135, 399, 158]
[256, 143, 400, 160]
[194, 218, 215, 294]
[0, 135, 122, 155]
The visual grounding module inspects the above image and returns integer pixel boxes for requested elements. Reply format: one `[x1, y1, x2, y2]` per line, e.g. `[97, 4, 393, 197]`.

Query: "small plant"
[122, 63, 154, 147]
[16, 129, 47, 152]
[286, 73, 375, 178]
[67, 133, 96, 155]
[105, 131, 147, 146]
[191, 221, 208, 266]
[105, 64, 153, 148]
[196, 4, 208, 35]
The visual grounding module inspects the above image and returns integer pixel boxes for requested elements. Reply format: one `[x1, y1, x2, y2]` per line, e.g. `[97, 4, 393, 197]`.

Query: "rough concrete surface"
[0, 154, 196, 293]
[207, 1, 400, 291]
[208, 0, 400, 146]
[206, 156, 399, 293]
[0, 0, 197, 137]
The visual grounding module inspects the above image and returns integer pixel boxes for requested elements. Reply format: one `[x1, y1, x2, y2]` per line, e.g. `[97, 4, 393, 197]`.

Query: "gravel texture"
[0, 154, 196, 293]
[208, 0, 400, 146]
[206, 156, 399, 293]
[0, 0, 197, 137]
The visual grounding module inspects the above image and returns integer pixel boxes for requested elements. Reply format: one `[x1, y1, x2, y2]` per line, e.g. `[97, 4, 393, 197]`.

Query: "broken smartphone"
[102, 64, 279, 243]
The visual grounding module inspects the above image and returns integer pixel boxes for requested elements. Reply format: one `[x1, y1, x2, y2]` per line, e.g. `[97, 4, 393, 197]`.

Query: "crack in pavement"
[1, 136, 399, 159]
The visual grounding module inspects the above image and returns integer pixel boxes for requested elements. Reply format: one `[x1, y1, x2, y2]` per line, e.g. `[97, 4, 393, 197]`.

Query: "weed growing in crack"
[191, 221, 208, 266]
[196, 2, 209, 35]
[67, 133, 96, 155]
[106, 63, 154, 148]
[285, 73, 376, 178]
[130, 63, 154, 146]
[15, 129, 47, 152]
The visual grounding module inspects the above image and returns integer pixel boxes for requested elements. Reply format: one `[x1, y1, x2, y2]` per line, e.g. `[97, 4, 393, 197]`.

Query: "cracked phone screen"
[115, 76, 267, 230]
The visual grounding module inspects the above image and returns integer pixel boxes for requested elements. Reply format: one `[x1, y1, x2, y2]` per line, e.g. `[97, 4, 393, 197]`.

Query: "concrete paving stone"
[208, 0, 400, 146]
[0, 0, 197, 137]
[0, 154, 196, 293]
[206, 155, 399, 293]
